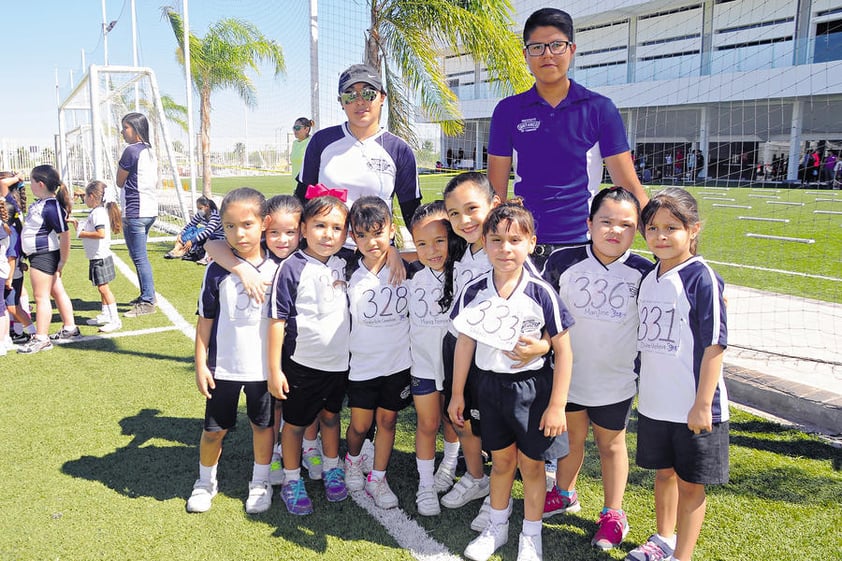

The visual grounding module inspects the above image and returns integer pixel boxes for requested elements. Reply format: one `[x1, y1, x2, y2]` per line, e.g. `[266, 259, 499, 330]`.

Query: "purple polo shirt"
[488, 80, 630, 244]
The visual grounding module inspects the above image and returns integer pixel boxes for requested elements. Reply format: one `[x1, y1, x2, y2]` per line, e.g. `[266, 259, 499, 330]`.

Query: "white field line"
[51, 326, 182, 345]
[349, 491, 463, 561]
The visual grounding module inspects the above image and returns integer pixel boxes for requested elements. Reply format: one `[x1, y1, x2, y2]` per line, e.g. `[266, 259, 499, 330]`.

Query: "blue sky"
[1, 0, 369, 150]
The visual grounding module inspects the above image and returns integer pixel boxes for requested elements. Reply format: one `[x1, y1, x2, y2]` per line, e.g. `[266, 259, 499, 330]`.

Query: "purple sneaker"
[323, 467, 348, 502]
[280, 478, 313, 515]
[625, 534, 675, 561]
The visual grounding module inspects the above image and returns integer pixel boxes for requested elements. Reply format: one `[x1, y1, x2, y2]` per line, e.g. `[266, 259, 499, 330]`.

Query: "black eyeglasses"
[524, 40, 573, 57]
[340, 88, 378, 105]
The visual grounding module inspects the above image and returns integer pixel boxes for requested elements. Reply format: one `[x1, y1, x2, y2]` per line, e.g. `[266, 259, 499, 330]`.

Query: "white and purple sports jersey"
[407, 263, 451, 386]
[300, 123, 420, 216]
[80, 206, 112, 260]
[543, 244, 653, 406]
[637, 256, 729, 424]
[488, 81, 630, 244]
[451, 269, 574, 374]
[348, 258, 411, 381]
[21, 198, 68, 256]
[197, 254, 280, 382]
[268, 250, 350, 372]
[0, 226, 10, 279]
[118, 142, 158, 219]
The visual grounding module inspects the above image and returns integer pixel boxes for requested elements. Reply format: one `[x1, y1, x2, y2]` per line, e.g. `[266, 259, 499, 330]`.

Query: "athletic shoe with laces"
[441, 473, 490, 509]
[517, 532, 543, 561]
[86, 314, 109, 326]
[344, 455, 366, 491]
[49, 326, 81, 341]
[186, 479, 217, 513]
[302, 446, 323, 480]
[125, 302, 156, 317]
[433, 463, 456, 493]
[592, 509, 629, 550]
[280, 478, 313, 515]
[470, 496, 513, 532]
[99, 321, 122, 333]
[365, 475, 398, 509]
[11, 332, 32, 345]
[624, 534, 675, 561]
[360, 438, 375, 474]
[269, 454, 285, 486]
[245, 480, 272, 514]
[543, 486, 581, 519]
[17, 336, 52, 354]
[323, 467, 348, 502]
[415, 485, 440, 516]
[464, 519, 509, 561]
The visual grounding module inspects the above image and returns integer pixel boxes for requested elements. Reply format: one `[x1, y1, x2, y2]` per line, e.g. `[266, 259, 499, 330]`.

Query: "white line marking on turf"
[349, 491, 462, 561]
[49, 326, 182, 345]
[111, 253, 196, 340]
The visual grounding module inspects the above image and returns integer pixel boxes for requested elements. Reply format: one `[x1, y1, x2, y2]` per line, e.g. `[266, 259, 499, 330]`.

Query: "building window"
[815, 20, 842, 63]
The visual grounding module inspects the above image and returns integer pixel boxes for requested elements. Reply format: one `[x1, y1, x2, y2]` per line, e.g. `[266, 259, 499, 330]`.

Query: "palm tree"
[364, 0, 531, 146]
[162, 7, 285, 196]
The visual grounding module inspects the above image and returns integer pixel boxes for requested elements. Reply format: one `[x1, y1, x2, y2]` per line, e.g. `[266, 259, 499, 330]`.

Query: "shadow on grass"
[729, 419, 842, 469]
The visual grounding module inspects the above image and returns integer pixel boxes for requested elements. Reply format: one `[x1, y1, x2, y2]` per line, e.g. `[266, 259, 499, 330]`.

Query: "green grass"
[0, 212, 840, 560]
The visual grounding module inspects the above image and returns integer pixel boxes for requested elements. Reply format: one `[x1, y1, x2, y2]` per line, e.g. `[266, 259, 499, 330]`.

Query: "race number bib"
[452, 296, 522, 351]
[356, 284, 409, 327]
[568, 271, 632, 324]
[637, 299, 681, 355]
[317, 269, 346, 315]
[410, 285, 448, 327]
[232, 277, 262, 321]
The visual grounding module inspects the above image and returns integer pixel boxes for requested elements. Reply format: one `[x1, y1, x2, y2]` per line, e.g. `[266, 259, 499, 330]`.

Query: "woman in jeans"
[117, 112, 158, 317]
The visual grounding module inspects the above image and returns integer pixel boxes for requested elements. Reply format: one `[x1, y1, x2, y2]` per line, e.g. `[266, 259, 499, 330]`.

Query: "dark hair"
[410, 200, 463, 312]
[220, 187, 266, 218]
[195, 195, 218, 214]
[589, 186, 641, 221]
[31, 164, 71, 216]
[482, 198, 535, 238]
[294, 117, 314, 129]
[86, 180, 122, 234]
[302, 194, 349, 224]
[640, 187, 701, 254]
[121, 112, 151, 147]
[523, 8, 575, 43]
[0, 199, 8, 225]
[349, 196, 391, 234]
[443, 171, 496, 204]
[266, 194, 303, 220]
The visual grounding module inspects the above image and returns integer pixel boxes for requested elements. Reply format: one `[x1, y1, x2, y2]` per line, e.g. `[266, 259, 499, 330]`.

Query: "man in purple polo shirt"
[488, 7, 648, 267]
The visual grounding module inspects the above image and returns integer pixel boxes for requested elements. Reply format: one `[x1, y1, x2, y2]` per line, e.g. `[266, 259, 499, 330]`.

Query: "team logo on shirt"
[516, 118, 541, 133]
[521, 318, 542, 334]
[367, 157, 394, 173]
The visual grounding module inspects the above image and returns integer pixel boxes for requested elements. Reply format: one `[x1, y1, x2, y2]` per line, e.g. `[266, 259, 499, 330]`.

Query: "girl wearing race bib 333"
[626, 187, 728, 561]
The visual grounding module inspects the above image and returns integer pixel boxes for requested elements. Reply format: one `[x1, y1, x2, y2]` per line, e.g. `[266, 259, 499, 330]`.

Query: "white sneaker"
[433, 463, 456, 493]
[361, 438, 375, 474]
[269, 453, 285, 486]
[245, 480, 272, 514]
[86, 314, 109, 326]
[517, 532, 543, 561]
[98, 321, 122, 333]
[302, 446, 323, 480]
[345, 455, 366, 491]
[441, 473, 490, 509]
[471, 496, 514, 532]
[186, 479, 217, 513]
[365, 475, 398, 509]
[416, 485, 440, 516]
[464, 520, 509, 561]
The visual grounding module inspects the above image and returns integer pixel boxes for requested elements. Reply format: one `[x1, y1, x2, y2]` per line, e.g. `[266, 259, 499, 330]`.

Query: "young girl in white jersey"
[204, 195, 306, 486]
[342, 196, 412, 509]
[0, 201, 12, 354]
[268, 195, 351, 516]
[406, 201, 460, 515]
[187, 187, 281, 515]
[626, 188, 728, 561]
[541, 187, 653, 550]
[449, 201, 574, 561]
[70, 180, 123, 333]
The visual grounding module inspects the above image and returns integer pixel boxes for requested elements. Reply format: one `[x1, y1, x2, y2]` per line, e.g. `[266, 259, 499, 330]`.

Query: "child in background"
[344, 196, 412, 509]
[0, 201, 12, 354]
[541, 187, 653, 550]
[18, 165, 78, 354]
[626, 187, 729, 561]
[449, 201, 574, 561]
[267, 195, 351, 515]
[164, 196, 223, 263]
[0, 175, 35, 344]
[186, 187, 280, 515]
[71, 180, 123, 333]
[205, 194, 310, 487]
[406, 201, 461, 516]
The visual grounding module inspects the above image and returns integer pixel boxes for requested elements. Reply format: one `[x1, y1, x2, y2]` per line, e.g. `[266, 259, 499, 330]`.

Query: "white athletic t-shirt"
[80, 206, 113, 260]
[407, 263, 451, 387]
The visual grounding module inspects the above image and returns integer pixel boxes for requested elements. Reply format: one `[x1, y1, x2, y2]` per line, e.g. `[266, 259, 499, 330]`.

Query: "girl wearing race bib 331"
[627, 187, 728, 561]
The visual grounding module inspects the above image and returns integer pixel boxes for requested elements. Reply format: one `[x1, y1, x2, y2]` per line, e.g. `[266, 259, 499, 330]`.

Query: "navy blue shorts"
[4, 276, 22, 308]
[281, 357, 348, 427]
[411, 376, 439, 397]
[28, 250, 60, 275]
[566, 397, 633, 431]
[475, 367, 570, 461]
[204, 379, 273, 432]
[442, 331, 481, 436]
[347, 368, 412, 412]
[635, 414, 730, 485]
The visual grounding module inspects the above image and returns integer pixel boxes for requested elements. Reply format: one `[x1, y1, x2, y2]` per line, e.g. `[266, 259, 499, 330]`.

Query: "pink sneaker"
[592, 509, 629, 550]
[543, 486, 581, 519]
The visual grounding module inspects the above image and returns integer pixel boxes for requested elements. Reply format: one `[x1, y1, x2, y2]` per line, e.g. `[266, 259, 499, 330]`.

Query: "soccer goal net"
[57, 65, 190, 233]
